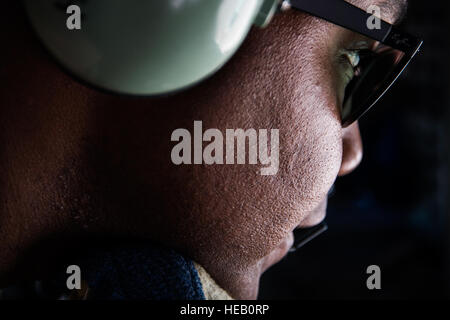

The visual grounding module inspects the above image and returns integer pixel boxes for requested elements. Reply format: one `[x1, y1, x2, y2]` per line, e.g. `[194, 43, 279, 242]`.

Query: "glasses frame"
[286, 0, 423, 127]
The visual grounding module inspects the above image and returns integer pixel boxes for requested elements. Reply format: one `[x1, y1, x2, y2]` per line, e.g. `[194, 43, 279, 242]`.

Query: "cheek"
[282, 94, 343, 206]
[250, 72, 344, 258]
[271, 49, 344, 219]
[183, 92, 343, 265]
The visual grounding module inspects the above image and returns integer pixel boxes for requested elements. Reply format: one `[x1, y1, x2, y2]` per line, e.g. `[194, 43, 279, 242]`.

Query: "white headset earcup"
[24, 0, 276, 95]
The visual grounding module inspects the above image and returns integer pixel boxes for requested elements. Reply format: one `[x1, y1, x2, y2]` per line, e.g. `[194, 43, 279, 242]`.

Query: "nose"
[338, 121, 363, 176]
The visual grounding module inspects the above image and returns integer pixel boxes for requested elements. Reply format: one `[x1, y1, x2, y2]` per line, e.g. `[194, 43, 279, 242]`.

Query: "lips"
[261, 197, 328, 273]
[298, 197, 328, 228]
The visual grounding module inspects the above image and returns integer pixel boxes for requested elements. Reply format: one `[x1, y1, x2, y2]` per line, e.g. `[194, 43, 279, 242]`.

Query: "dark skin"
[0, 0, 406, 299]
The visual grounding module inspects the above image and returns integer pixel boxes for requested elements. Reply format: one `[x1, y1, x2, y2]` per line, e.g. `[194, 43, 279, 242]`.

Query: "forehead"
[347, 0, 408, 24]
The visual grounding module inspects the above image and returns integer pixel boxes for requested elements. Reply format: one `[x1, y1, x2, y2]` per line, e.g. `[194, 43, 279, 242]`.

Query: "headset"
[23, 0, 282, 96]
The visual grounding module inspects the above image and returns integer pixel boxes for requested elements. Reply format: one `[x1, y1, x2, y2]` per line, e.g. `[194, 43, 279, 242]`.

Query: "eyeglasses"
[285, 0, 423, 127]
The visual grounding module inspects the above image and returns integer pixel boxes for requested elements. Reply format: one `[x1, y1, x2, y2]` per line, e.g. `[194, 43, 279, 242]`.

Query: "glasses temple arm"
[286, 0, 393, 43]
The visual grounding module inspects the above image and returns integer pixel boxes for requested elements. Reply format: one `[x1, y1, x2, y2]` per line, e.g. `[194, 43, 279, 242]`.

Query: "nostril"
[339, 142, 363, 175]
[338, 121, 363, 176]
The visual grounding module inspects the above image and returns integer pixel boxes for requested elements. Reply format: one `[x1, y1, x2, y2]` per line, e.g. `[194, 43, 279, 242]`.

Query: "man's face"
[1, 0, 407, 300]
[154, 0, 404, 298]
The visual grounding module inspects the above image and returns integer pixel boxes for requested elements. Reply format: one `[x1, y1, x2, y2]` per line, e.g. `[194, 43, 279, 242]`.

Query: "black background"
[259, 0, 450, 299]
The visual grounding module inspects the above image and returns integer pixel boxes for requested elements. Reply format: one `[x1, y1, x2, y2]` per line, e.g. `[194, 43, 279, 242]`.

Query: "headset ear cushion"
[23, 0, 272, 96]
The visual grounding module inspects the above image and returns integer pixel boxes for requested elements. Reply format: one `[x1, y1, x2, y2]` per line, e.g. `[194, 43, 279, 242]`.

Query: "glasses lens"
[341, 45, 407, 127]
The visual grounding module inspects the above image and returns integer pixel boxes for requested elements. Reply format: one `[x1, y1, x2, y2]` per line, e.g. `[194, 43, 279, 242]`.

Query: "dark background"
[259, 0, 450, 299]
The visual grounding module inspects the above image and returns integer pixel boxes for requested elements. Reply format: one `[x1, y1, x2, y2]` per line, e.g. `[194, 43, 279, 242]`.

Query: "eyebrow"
[376, 0, 409, 25]
[290, 0, 394, 43]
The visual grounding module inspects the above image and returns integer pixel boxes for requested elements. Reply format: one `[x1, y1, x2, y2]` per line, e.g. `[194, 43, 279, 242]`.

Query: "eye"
[342, 49, 376, 79]
[344, 50, 361, 69]
[339, 50, 361, 83]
